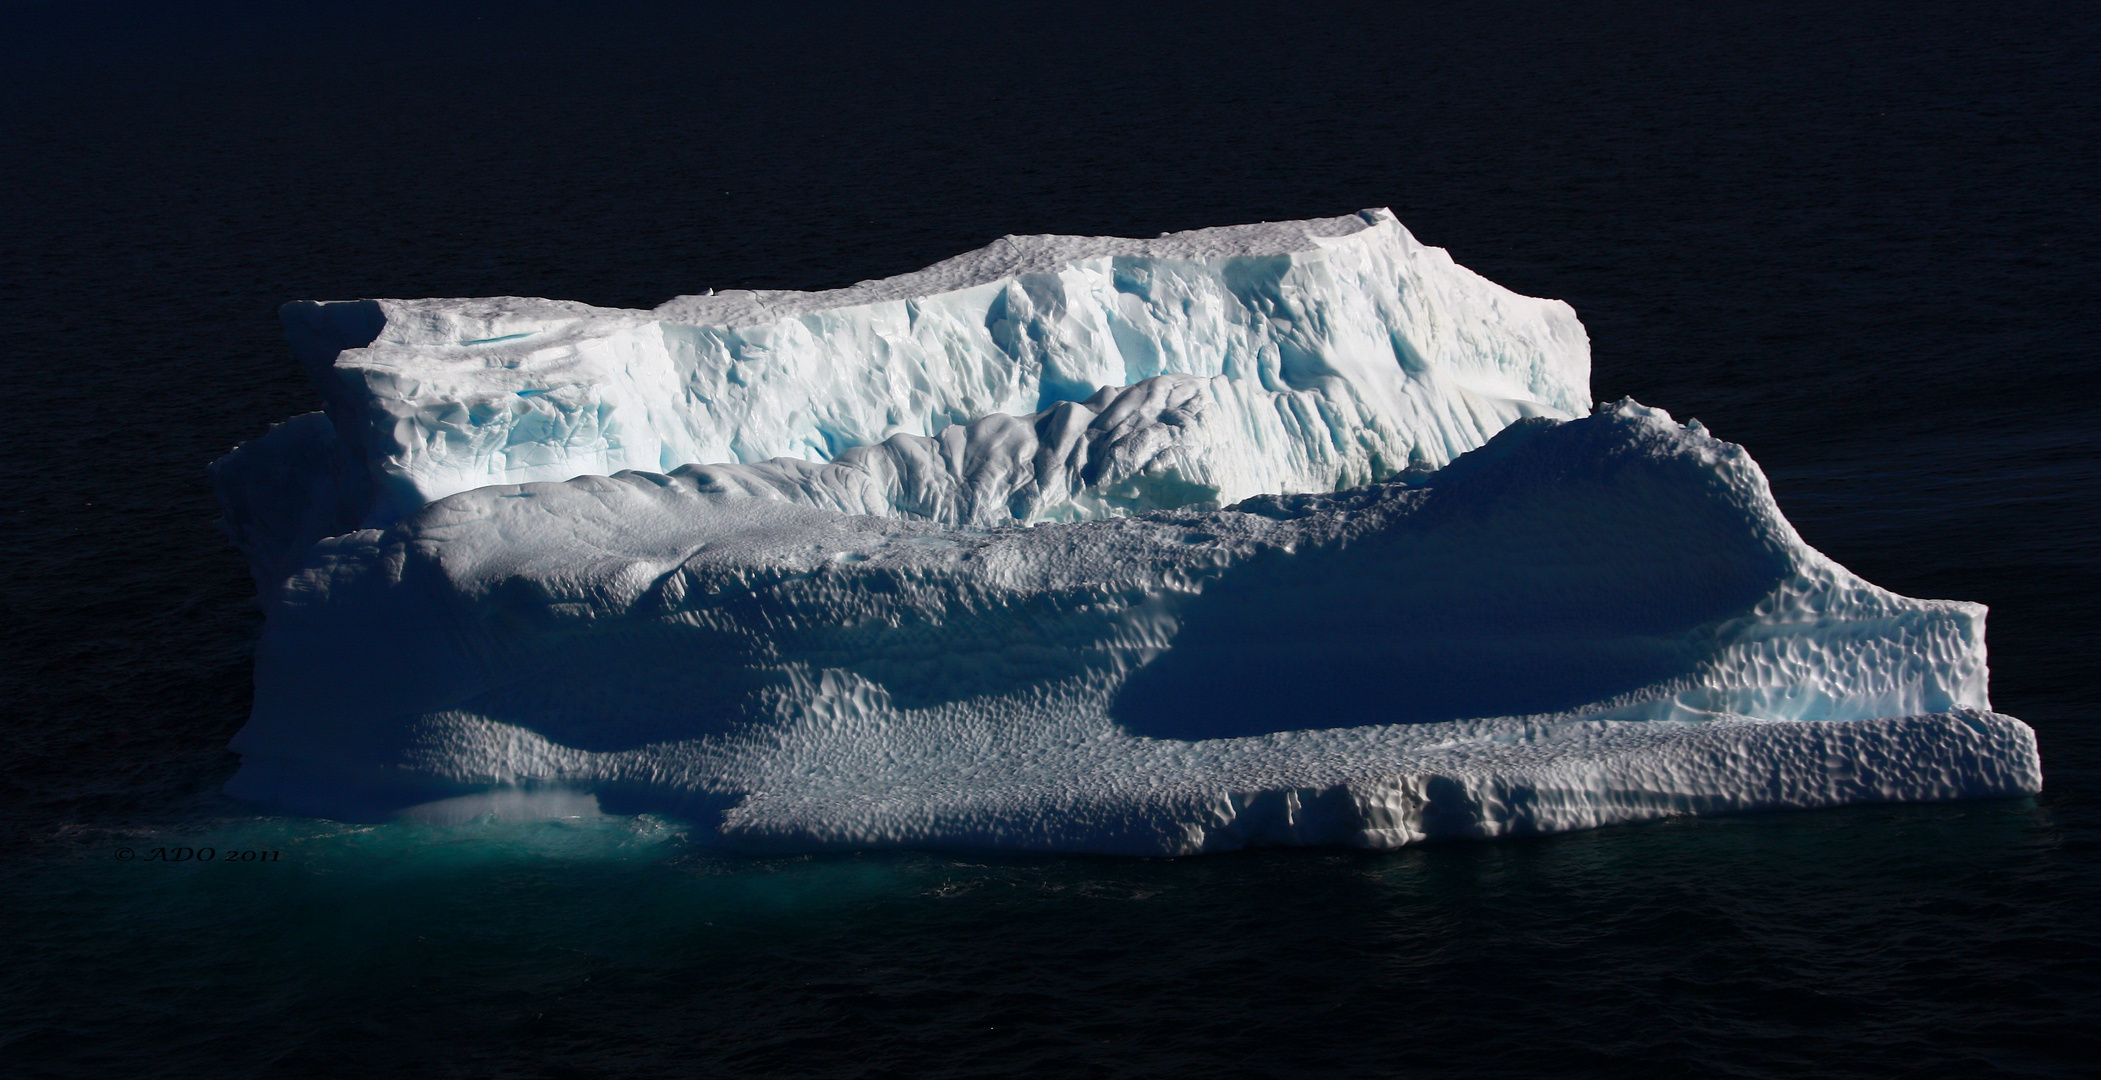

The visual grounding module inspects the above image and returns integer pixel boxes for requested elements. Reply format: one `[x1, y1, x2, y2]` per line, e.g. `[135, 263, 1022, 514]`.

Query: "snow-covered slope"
[214, 209, 1589, 592]
[212, 211, 2038, 852]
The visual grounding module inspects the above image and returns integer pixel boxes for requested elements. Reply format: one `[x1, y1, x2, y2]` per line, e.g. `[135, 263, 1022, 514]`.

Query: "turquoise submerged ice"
[213, 210, 2039, 853]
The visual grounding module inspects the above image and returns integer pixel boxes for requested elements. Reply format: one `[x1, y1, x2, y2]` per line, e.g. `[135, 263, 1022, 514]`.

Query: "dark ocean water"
[2, 1, 2097, 1076]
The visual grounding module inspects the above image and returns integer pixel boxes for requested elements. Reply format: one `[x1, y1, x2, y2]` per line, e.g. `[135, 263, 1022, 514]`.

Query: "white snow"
[219, 390, 2040, 852]
[215, 209, 1590, 592]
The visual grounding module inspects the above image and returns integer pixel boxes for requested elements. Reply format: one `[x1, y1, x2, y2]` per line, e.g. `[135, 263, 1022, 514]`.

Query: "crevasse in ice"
[211, 210, 2039, 853]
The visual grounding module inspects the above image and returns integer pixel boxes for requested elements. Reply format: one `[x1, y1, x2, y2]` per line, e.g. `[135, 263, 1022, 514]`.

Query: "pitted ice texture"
[222, 403, 2038, 851]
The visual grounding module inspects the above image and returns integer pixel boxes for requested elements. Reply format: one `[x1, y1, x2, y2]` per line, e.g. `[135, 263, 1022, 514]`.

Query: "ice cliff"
[215, 210, 1587, 591]
[212, 210, 2039, 853]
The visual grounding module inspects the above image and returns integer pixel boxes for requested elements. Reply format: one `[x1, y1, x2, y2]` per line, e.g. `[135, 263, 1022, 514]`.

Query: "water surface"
[2, 1, 2095, 1075]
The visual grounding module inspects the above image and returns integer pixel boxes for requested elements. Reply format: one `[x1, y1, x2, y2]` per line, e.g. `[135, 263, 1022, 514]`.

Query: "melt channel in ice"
[211, 209, 2039, 854]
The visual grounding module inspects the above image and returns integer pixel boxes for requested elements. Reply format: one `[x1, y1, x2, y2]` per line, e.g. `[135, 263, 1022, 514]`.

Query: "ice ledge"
[715, 711, 2042, 855]
[223, 711, 2040, 856]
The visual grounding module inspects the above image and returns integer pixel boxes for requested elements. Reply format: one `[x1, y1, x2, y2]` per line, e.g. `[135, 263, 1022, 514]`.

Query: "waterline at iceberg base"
[213, 211, 2039, 854]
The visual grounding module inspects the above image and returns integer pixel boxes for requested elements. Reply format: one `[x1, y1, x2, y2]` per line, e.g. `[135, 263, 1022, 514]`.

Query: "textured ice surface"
[214, 212, 2037, 852]
[214, 209, 1589, 593]
[220, 393, 2039, 851]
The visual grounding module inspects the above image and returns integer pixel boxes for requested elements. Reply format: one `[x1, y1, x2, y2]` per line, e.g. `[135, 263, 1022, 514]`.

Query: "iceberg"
[214, 210, 1588, 593]
[213, 211, 2039, 853]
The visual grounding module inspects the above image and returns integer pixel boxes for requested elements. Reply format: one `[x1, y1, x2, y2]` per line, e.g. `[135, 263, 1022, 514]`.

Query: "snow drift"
[212, 210, 2039, 853]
